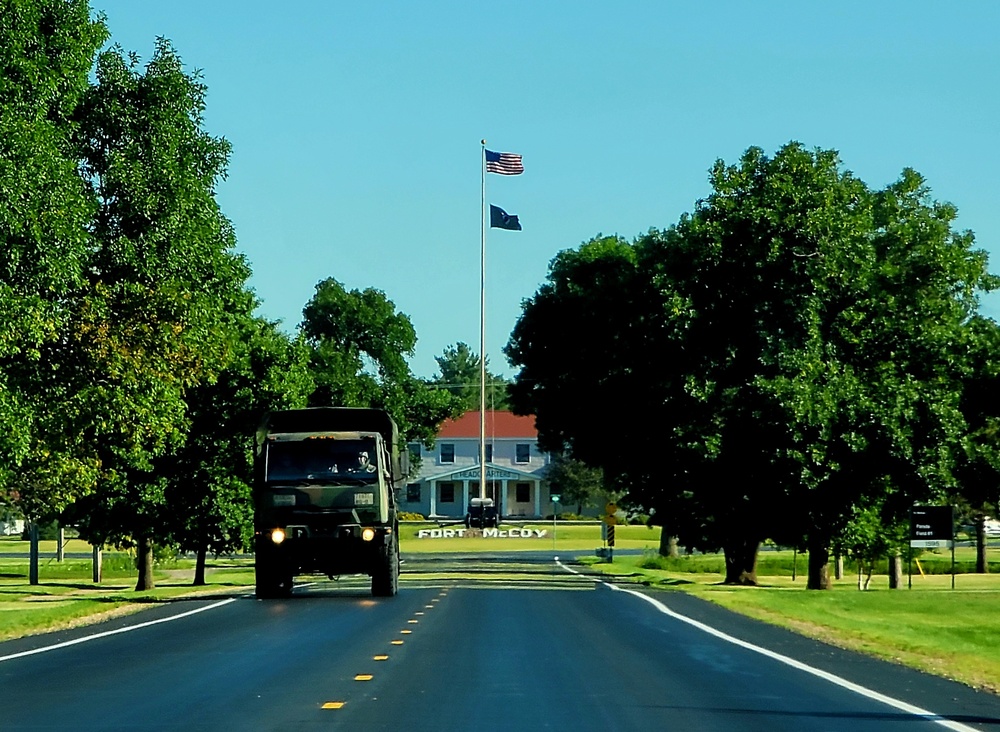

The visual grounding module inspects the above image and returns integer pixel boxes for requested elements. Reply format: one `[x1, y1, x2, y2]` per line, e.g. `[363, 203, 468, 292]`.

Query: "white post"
[553, 499, 558, 555]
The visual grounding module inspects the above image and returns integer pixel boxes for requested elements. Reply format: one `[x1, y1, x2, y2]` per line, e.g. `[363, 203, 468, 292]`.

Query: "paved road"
[1, 554, 998, 731]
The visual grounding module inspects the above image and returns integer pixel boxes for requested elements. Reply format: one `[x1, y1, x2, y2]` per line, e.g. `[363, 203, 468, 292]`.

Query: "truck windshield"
[265, 438, 378, 482]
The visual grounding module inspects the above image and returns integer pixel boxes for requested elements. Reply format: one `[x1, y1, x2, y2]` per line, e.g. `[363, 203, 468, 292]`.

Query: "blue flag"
[490, 205, 521, 231]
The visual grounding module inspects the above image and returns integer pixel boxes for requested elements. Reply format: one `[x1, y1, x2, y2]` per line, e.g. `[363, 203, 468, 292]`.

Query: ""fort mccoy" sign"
[415, 527, 548, 539]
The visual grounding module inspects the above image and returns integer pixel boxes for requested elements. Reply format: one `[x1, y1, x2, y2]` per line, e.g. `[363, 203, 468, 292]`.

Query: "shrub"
[398, 512, 426, 521]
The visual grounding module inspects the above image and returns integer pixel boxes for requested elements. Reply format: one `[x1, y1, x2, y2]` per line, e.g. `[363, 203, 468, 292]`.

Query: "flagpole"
[479, 139, 487, 501]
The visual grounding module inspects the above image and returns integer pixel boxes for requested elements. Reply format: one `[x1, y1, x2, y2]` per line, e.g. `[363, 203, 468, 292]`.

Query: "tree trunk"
[975, 515, 988, 574]
[193, 544, 208, 586]
[888, 551, 902, 589]
[658, 527, 669, 556]
[806, 538, 831, 590]
[135, 536, 155, 591]
[834, 553, 844, 580]
[723, 537, 760, 585]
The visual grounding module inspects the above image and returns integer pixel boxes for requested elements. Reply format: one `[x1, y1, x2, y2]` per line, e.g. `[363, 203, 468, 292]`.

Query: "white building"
[0, 516, 24, 536]
[402, 410, 554, 520]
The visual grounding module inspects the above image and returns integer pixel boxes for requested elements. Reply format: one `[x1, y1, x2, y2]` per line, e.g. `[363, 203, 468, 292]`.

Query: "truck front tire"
[255, 556, 293, 599]
[371, 536, 399, 597]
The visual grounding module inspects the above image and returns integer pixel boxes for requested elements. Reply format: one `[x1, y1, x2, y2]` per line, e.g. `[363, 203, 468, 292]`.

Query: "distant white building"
[0, 516, 24, 536]
[402, 411, 554, 519]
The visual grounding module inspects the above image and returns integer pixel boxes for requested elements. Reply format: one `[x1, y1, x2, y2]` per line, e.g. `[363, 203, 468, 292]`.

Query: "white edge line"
[0, 597, 239, 663]
[556, 560, 979, 732]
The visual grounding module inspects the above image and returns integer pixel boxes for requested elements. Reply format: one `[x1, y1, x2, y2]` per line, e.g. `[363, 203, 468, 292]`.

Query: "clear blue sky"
[92, 1, 1000, 378]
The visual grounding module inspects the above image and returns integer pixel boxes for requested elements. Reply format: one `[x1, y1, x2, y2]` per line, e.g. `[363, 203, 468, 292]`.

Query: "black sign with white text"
[910, 505, 954, 548]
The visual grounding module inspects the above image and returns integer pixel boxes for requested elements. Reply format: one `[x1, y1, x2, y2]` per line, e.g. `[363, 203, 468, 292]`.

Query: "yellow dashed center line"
[321, 592, 451, 712]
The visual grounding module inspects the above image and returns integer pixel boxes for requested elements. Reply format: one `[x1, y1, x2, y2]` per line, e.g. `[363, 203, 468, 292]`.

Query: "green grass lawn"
[0, 542, 255, 643]
[0, 536, 95, 555]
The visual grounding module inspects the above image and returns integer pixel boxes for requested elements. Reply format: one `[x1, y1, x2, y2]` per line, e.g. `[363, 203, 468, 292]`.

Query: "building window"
[516, 483, 531, 503]
[440, 444, 455, 463]
[515, 443, 530, 463]
[485, 444, 493, 463]
[406, 484, 421, 503]
[408, 443, 421, 461]
[440, 482, 455, 503]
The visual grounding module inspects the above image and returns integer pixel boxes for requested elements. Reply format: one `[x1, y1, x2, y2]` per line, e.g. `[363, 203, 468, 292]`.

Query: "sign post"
[603, 502, 617, 563]
[551, 494, 560, 556]
[909, 505, 956, 590]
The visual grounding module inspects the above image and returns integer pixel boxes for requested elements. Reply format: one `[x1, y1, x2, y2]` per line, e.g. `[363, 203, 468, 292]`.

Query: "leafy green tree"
[507, 235, 641, 456]
[66, 38, 252, 590]
[833, 500, 909, 590]
[544, 454, 605, 515]
[506, 235, 712, 561]
[951, 316, 1000, 572]
[162, 316, 313, 584]
[431, 342, 510, 411]
[0, 0, 108, 523]
[627, 146, 995, 588]
[301, 277, 462, 445]
[635, 146, 995, 588]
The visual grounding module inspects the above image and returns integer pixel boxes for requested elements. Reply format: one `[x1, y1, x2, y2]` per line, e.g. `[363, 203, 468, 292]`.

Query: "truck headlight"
[271, 528, 286, 545]
[361, 528, 376, 542]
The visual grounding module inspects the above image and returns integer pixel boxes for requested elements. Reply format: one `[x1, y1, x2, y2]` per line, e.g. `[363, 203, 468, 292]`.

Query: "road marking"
[414, 611, 425, 616]
[355, 674, 373, 681]
[391, 639, 404, 645]
[0, 598, 239, 664]
[407, 619, 418, 624]
[322, 702, 345, 709]
[374, 655, 389, 661]
[425, 604, 434, 608]
[556, 560, 980, 732]
[401, 629, 412, 634]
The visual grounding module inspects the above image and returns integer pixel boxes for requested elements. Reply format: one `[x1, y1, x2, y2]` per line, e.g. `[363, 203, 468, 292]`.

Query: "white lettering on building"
[416, 527, 547, 539]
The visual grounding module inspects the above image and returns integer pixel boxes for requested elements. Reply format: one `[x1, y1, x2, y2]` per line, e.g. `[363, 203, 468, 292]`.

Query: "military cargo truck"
[253, 407, 406, 598]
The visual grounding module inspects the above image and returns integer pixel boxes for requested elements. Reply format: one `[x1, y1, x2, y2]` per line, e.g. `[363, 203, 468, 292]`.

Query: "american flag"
[485, 149, 524, 175]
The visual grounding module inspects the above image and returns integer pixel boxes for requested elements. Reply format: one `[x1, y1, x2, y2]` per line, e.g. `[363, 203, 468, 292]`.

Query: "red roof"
[437, 411, 538, 439]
